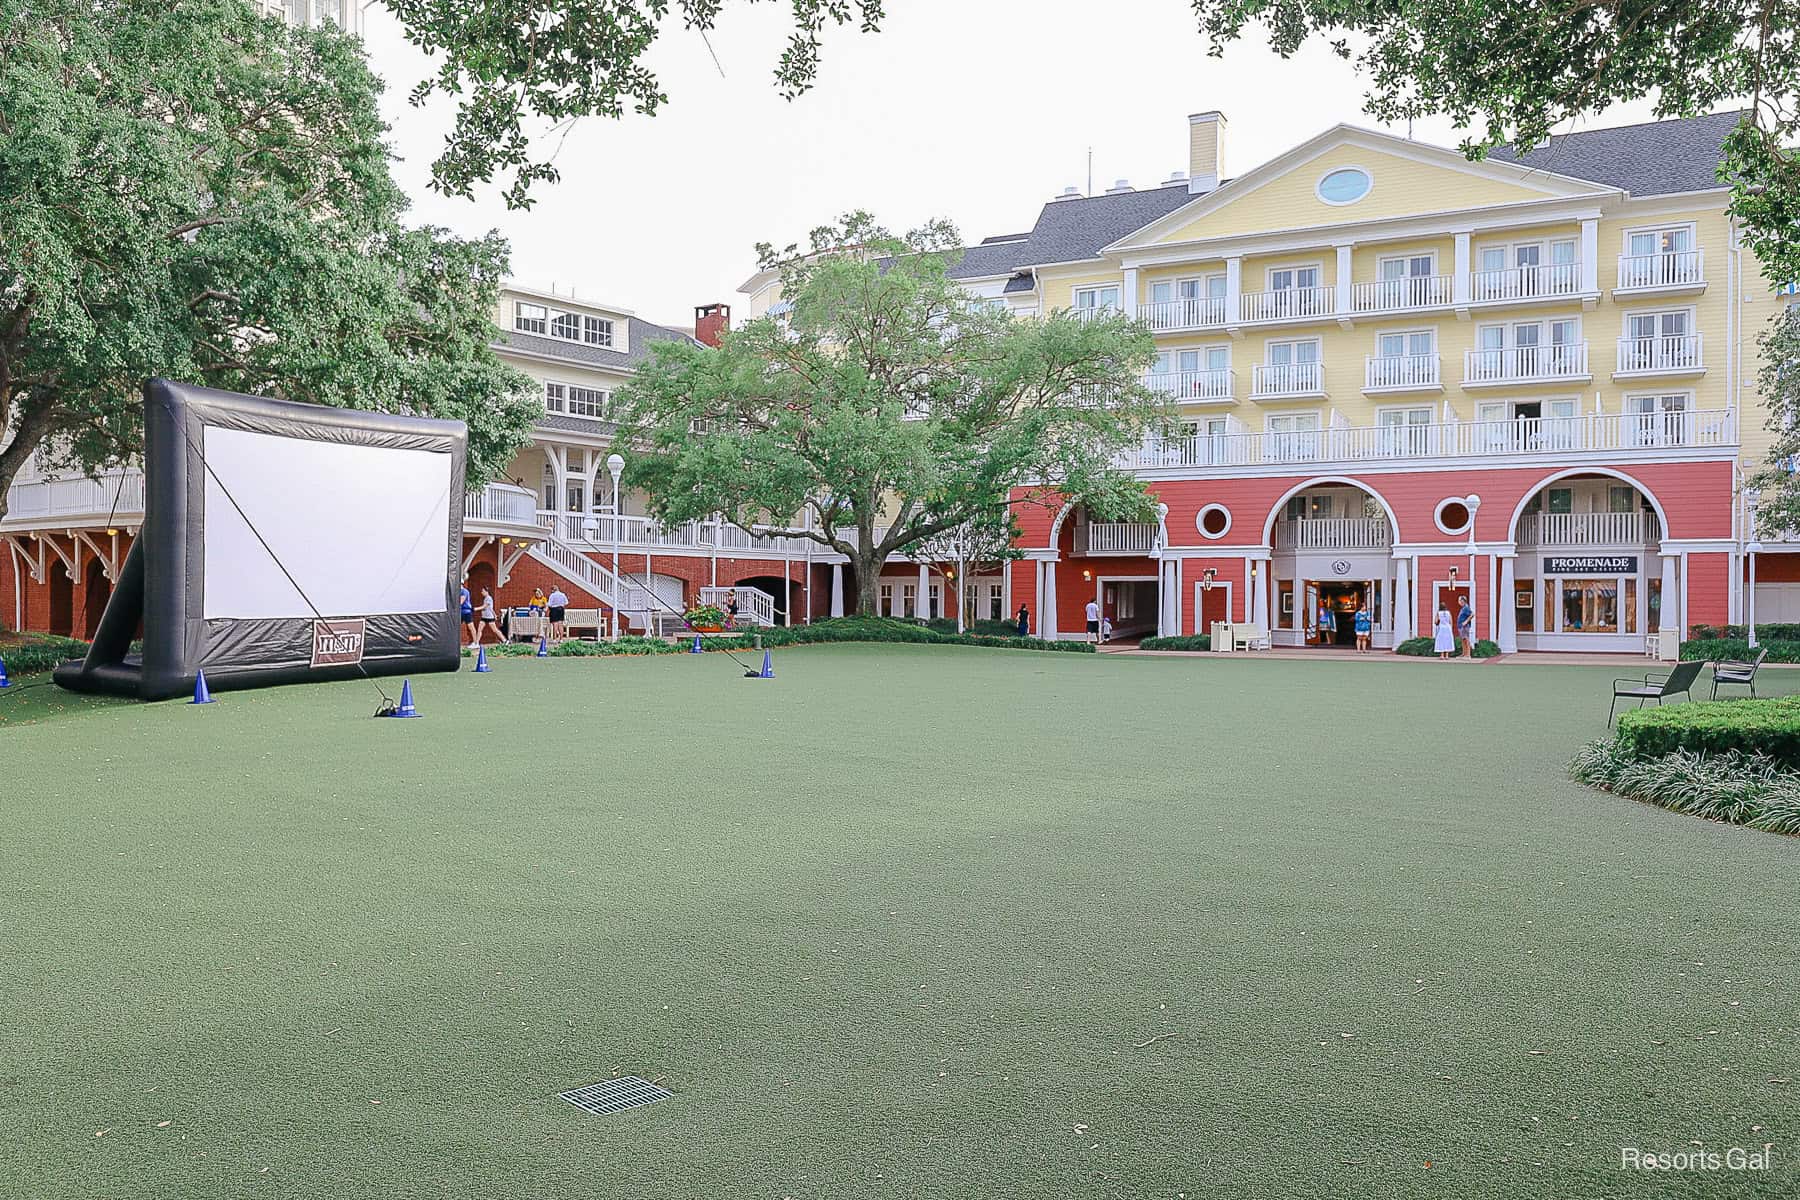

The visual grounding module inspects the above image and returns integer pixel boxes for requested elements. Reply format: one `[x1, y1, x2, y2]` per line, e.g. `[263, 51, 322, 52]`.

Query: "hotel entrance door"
[1306, 581, 1368, 647]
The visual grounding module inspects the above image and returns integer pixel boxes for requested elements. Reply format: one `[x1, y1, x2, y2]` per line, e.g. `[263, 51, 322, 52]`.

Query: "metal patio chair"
[1609, 659, 1705, 724]
[1710, 648, 1769, 700]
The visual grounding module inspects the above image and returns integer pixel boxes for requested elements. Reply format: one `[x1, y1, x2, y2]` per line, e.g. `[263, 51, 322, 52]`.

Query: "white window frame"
[584, 315, 615, 347]
[1315, 166, 1373, 206]
[1073, 285, 1121, 311]
[1376, 249, 1437, 278]
[1374, 327, 1436, 359]
[514, 301, 548, 335]
[1265, 336, 1322, 366]
[1265, 261, 1324, 291]
[1622, 221, 1697, 257]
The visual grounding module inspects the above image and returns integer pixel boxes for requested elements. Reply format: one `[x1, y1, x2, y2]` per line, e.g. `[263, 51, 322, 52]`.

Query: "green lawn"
[2, 647, 1796, 1199]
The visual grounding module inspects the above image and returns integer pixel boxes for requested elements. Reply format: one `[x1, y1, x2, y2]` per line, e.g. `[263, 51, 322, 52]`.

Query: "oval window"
[1317, 167, 1372, 205]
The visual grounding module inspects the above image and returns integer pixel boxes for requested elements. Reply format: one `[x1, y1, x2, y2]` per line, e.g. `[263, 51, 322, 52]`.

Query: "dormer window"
[584, 316, 614, 347]
[514, 302, 547, 335]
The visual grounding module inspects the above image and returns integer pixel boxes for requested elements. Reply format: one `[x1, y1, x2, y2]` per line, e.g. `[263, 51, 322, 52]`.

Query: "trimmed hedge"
[1614, 697, 1800, 768]
[1690, 623, 1800, 642]
[1680, 637, 1800, 664]
[1569, 739, 1800, 835]
[465, 617, 1093, 658]
[1139, 635, 1211, 651]
[0, 635, 91, 676]
[464, 636, 679, 658]
[1395, 636, 1502, 658]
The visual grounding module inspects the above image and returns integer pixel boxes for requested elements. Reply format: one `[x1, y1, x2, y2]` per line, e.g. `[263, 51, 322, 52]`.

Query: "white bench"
[1231, 622, 1270, 652]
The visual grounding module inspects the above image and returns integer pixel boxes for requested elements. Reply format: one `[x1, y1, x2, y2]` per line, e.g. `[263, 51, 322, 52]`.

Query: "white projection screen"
[202, 427, 454, 620]
[56, 380, 468, 700]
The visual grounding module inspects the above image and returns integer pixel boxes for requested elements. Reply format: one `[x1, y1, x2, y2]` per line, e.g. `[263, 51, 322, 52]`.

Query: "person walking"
[1016, 604, 1030, 638]
[1318, 601, 1338, 648]
[546, 587, 569, 641]
[1353, 602, 1372, 653]
[1457, 595, 1476, 658]
[475, 587, 504, 647]
[723, 589, 740, 629]
[1085, 597, 1103, 643]
[1433, 604, 1456, 660]
[459, 583, 477, 645]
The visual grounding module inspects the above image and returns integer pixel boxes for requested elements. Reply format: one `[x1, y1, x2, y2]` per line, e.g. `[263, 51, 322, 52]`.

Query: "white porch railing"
[1077, 521, 1157, 554]
[1141, 297, 1228, 331]
[1364, 354, 1441, 390]
[1517, 511, 1661, 548]
[1273, 517, 1393, 550]
[1, 469, 146, 525]
[1240, 286, 1334, 323]
[1115, 409, 1736, 471]
[1145, 368, 1234, 401]
[1251, 361, 1325, 397]
[698, 585, 777, 626]
[463, 482, 538, 527]
[1352, 275, 1452, 313]
[1615, 334, 1703, 375]
[1470, 261, 1583, 301]
[1464, 343, 1589, 385]
[1071, 304, 1122, 322]
[536, 510, 819, 555]
[1617, 250, 1704, 291]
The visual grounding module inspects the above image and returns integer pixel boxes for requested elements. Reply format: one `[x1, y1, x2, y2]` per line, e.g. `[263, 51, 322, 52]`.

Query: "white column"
[1497, 555, 1517, 653]
[1225, 256, 1243, 324]
[1170, 560, 1183, 637]
[1579, 217, 1599, 294]
[1034, 560, 1045, 634]
[1042, 560, 1059, 640]
[1244, 557, 1254, 622]
[1002, 559, 1013, 619]
[917, 563, 930, 620]
[1121, 267, 1138, 319]
[829, 562, 845, 617]
[1334, 244, 1353, 315]
[1452, 232, 1472, 305]
[1392, 557, 1412, 641]
[1252, 558, 1270, 628]
[1659, 554, 1679, 632]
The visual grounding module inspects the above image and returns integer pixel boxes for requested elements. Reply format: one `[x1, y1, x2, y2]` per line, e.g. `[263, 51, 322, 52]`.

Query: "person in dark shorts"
[546, 587, 569, 641]
[1016, 604, 1029, 637]
[724, 589, 740, 629]
[459, 583, 476, 644]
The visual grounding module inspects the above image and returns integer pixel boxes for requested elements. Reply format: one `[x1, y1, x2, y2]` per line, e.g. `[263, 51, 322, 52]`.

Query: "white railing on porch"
[1114, 409, 1736, 471]
[1464, 343, 1589, 385]
[698, 585, 777, 626]
[1516, 511, 1661, 548]
[1145, 368, 1234, 401]
[1141, 296, 1228, 331]
[536, 510, 819, 556]
[1617, 250, 1703, 291]
[463, 482, 538, 526]
[1273, 516, 1393, 550]
[1470, 260, 1583, 301]
[1352, 275, 1452, 313]
[1615, 334, 1703, 374]
[1077, 522, 1157, 554]
[1364, 354, 1441, 390]
[1251, 361, 1325, 397]
[1, 470, 146, 525]
[1240, 286, 1334, 323]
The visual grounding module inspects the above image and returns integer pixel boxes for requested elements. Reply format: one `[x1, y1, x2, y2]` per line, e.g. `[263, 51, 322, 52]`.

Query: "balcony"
[1075, 521, 1157, 554]
[1363, 354, 1442, 393]
[1250, 361, 1325, 399]
[1517, 511, 1661, 549]
[1142, 296, 1228, 332]
[1352, 275, 1453, 315]
[537, 510, 822, 556]
[463, 482, 543, 537]
[1273, 516, 1393, 550]
[1145, 367, 1235, 403]
[1463, 343, 1590, 387]
[0, 470, 146, 530]
[1469, 261, 1583, 304]
[1114, 408, 1736, 472]
[1615, 251, 1705, 294]
[1240, 286, 1334, 324]
[1071, 305, 1122, 322]
[1614, 334, 1704, 378]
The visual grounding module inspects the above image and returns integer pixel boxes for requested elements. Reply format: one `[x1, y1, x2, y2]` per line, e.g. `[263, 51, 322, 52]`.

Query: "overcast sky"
[363, 0, 1668, 330]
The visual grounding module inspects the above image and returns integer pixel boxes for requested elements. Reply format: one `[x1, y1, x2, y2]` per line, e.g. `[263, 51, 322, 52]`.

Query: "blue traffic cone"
[190, 670, 215, 705]
[473, 646, 491, 673]
[388, 680, 421, 718]
[757, 649, 774, 679]
[536, 635, 549, 658]
[690, 634, 703, 653]
[0, 655, 9, 688]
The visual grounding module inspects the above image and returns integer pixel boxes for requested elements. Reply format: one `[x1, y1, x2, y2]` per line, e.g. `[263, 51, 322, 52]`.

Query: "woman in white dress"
[1432, 605, 1456, 659]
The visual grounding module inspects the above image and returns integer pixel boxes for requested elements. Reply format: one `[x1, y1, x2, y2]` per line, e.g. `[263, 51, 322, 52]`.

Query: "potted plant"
[685, 604, 727, 633]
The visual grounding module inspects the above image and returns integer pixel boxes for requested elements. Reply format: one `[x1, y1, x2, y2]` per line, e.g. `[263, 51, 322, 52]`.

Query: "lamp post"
[1745, 486, 1762, 650]
[606, 453, 624, 641]
[1465, 494, 1481, 640]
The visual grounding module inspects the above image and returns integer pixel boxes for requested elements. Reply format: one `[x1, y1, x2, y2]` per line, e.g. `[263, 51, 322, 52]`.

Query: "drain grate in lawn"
[558, 1077, 672, 1116]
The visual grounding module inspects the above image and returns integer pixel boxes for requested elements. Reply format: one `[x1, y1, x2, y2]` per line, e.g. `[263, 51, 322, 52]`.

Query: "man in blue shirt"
[1457, 596, 1475, 657]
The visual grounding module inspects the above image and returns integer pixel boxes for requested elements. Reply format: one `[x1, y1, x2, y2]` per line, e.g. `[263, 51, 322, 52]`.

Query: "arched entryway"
[1507, 469, 1669, 652]
[48, 562, 74, 637]
[82, 558, 111, 640]
[1263, 477, 1400, 649]
[729, 573, 797, 624]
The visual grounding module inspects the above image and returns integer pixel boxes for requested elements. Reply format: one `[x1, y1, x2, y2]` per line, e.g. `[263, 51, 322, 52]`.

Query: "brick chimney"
[1188, 111, 1226, 194]
[694, 302, 730, 347]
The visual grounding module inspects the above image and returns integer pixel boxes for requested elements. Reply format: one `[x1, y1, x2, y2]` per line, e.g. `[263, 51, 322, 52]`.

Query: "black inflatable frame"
[56, 379, 467, 700]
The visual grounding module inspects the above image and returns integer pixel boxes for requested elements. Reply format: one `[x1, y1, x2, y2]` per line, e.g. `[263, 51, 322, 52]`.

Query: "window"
[1377, 405, 1434, 455]
[1435, 497, 1473, 535]
[1621, 309, 1696, 371]
[514, 302, 547, 334]
[1623, 226, 1697, 287]
[1317, 167, 1372, 204]
[1265, 411, 1322, 461]
[1624, 392, 1692, 445]
[1609, 486, 1636, 514]
[1371, 330, 1436, 388]
[584, 316, 615, 346]
[1547, 488, 1574, 515]
[544, 382, 610, 419]
[1560, 579, 1619, 633]
[1373, 253, 1442, 308]
[1474, 238, 1578, 298]
[1472, 318, 1582, 379]
[551, 311, 582, 341]
[900, 583, 918, 618]
[1074, 286, 1120, 313]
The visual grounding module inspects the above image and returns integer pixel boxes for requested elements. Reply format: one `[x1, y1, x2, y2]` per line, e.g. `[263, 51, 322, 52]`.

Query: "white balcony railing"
[1352, 275, 1452, 313]
[1617, 251, 1704, 291]
[1273, 517, 1393, 550]
[1071, 305, 1122, 322]
[1, 469, 146, 526]
[1251, 361, 1325, 398]
[1464, 343, 1590, 385]
[1363, 354, 1441, 391]
[1145, 367, 1234, 402]
[537, 510, 821, 556]
[1615, 334, 1703, 375]
[1078, 521, 1157, 554]
[1470, 261, 1583, 302]
[463, 482, 539, 528]
[1114, 409, 1736, 471]
[1517, 511, 1661, 548]
[698, 585, 778, 626]
[1240, 286, 1334, 324]
[1141, 297, 1228, 331]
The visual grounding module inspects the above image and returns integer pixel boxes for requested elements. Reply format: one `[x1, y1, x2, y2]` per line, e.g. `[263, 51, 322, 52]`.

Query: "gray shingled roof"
[1013, 183, 1195, 266]
[1001, 273, 1036, 295]
[1487, 110, 1743, 196]
[945, 237, 1037, 280]
[494, 316, 698, 372]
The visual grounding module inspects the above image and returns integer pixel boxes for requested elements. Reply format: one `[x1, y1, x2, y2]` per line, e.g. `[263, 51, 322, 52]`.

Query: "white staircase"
[528, 522, 624, 611]
[699, 585, 778, 627]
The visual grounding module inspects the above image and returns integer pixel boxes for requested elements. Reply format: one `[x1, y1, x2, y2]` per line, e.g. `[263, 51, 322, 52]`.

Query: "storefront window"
[1560, 579, 1619, 633]
[1648, 578, 1662, 630]
[1624, 578, 1637, 634]
[1278, 580, 1295, 629]
[1544, 578, 1555, 628]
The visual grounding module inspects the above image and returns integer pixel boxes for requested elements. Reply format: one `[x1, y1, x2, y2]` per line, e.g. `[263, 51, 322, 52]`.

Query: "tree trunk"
[854, 546, 883, 616]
